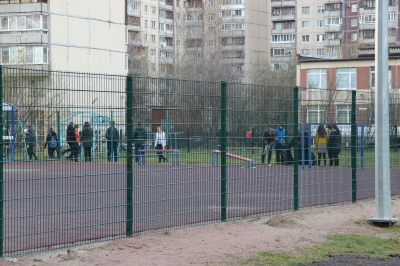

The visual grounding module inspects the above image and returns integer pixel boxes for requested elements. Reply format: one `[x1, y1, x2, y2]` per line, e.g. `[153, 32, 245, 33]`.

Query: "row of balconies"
[271, 0, 296, 7]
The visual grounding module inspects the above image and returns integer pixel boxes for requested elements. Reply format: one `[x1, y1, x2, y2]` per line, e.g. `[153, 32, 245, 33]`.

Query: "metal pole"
[0, 65, 4, 256]
[351, 91, 357, 203]
[220, 81, 227, 221]
[369, 0, 398, 225]
[126, 76, 133, 236]
[293, 86, 299, 211]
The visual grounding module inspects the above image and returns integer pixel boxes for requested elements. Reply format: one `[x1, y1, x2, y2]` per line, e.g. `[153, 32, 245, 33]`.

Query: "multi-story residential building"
[128, 0, 270, 82]
[0, 0, 127, 74]
[272, 0, 400, 65]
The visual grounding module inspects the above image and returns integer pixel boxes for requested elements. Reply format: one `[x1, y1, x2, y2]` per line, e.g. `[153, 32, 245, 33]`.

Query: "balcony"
[271, 0, 296, 7]
[128, 24, 140, 32]
[324, 10, 341, 17]
[128, 39, 141, 46]
[0, 32, 48, 44]
[324, 39, 341, 46]
[272, 28, 296, 34]
[0, 1, 48, 12]
[324, 24, 341, 32]
[359, 23, 375, 30]
[324, 0, 341, 3]
[271, 14, 296, 21]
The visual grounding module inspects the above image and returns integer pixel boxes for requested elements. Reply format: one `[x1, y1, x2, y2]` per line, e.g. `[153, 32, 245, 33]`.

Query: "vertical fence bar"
[126, 76, 133, 236]
[351, 90, 357, 202]
[293, 86, 299, 211]
[57, 111, 61, 160]
[0, 66, 3, 257]
[220, 81, 227, 221]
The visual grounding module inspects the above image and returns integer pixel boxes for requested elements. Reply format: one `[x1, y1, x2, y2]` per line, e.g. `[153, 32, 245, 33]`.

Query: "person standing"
[105, 121, 119, 162]
[63, 122, 75, 159]
[25, 129, 38, 160]
[315, 124, 329, 166]
[81, 122, 93, 162]
[154, 126, 167, 163]
[327, 124, 342, 166]
[44, 127, 58, 160]
[69, 124, 80, 162]
[274, 124, 286, 165]
[261, 128, 275, 166]
[133, 123, 147, 163]
[326, 125, 333, 166]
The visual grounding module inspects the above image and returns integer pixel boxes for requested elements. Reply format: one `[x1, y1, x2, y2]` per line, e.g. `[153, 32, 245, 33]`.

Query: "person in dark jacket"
[261, 128, 276, 166]
[327, 124, 341, 166]
[81, 122, 93, 162]
[298, 125, 311, 165]
[44, 127, 58, 159]
[62, 122, 75, 159]
[133, 123, 147, 163]
[105, 121, 119, 162]
[25, 129, 38, 160]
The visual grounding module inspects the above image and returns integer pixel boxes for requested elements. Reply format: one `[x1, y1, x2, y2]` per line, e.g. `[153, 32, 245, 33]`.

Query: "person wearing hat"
[133, 122, 147, 163]
[81, 121, 93, 162]
[105, 121, 120, 162]
[25, 129, 38, 160]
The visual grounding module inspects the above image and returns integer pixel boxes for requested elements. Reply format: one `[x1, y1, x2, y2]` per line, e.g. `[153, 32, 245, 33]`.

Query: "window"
[351, 33, 357, 41]
[317, 6, 325, 14]
[145, 34, 148, 42]
[125, 54, 128, 71]
[176, 40, 180, 47]
[364, 15, 375, 24]
[151, 35, 156, 42]
[326, 17, 341, 25]
[127, 1, 140, 11]
[144, 5, 148, 12]
[364, 0, 375, 8]
[150, 63, 156, 71]
[151, 6, 156, 14]
[363, 30, 375, 39]
[336, 105, 351, 123]
[289, 22, 295, 29]
[302, 7, 310, 14]
[0, 14, 47, 32]
[302, 21, 310, 29]
[389, 13, 397, 21]
[209, 40, 216, 47]
[325, 3, 341, 11]
[275, 22, 283, 30]
[317, 20, 325, 28]
[307, 69, 326, 90]
[316, 48, 325, 56]
[289, 8, 295, 14]
[145, 20, 148, 28]
[370, 66, 391, 89]
[209, 13, 215, 20]
[151, 21, 156, 29]
[302, 35, 310, 43]
[302, 49, 310, 55]
[351, 4, 357, 12]
[272, 48, 284, 56]
[233, 0, 243, 3]
[1, 46, 48, 65]
[351, 18, 357, 27]
[326, 46, 340, 54]
[337, 68, 356, 90]
[176, 0, 180, 7]
[316, 34, 325, 42]
[150, 49, 156, 57]
[272, 34, 295, 43]
[307, 106, 326, 123]
[209, 0, 214, 6]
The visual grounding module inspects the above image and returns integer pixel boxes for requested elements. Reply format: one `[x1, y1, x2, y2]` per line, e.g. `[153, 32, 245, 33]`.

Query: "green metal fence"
[0, 66, 399, 256]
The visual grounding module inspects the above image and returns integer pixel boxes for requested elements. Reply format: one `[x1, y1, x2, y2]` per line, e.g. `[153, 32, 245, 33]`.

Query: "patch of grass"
[242, 233, 400, 266]
[33, 258, 43, 262]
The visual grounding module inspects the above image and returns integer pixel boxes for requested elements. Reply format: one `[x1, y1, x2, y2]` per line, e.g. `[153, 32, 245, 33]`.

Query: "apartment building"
[127, 0, 270, 82]
[0, 0, 127, 74]
[272, 0, 400, 64]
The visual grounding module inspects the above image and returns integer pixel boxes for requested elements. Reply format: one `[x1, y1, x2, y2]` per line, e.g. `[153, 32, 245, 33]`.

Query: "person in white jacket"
[154, 126, 167, 162]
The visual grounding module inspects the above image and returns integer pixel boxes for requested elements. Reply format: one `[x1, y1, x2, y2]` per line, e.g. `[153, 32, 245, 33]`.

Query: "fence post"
[351, 90, 357, 202]
[126, 76, 134, 236]
[0, 65, 3, 256]
[293, 86, 299, 211]
[220, 81, 227, 222]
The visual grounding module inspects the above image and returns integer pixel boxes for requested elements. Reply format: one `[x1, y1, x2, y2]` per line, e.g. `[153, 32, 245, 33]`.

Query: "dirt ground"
[1, 197, 399, 266]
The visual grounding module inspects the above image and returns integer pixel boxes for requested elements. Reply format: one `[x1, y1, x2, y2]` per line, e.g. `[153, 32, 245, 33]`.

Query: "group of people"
[133, 123, 167, 163]
[261, 124, 342, 167]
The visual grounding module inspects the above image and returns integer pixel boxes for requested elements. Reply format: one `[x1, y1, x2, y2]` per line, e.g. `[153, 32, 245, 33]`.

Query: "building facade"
[0, 0, 127, 75]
